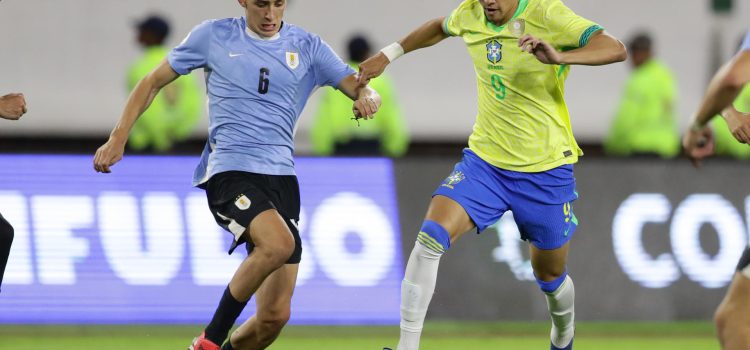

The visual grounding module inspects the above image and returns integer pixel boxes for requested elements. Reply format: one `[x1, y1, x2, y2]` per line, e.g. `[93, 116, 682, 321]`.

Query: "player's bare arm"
[0, 93, 27, 120]
[338, 74, 381, 120]
[357, 17, 448, 84]
[683, 50, 750, 165]
[690, 51, 750, 130]
[519, 31, 626, 66]
[721, 106, 750, 144]
[94, 59, 179, 173]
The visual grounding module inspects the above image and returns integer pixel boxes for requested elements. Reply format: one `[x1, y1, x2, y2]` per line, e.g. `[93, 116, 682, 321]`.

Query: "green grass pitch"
[0, 321, 719, 350]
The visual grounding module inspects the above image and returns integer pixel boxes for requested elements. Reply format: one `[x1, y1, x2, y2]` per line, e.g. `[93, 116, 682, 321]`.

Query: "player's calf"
[534, 270, 575, 350]
[397, 220, 451, 350]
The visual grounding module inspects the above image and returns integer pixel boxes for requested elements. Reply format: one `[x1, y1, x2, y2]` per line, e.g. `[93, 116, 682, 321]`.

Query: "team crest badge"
[235, 194, 251, 210]
[286, 51, 300, 69]
[441, 171, 466, 189]
[486, 40, 503, 64]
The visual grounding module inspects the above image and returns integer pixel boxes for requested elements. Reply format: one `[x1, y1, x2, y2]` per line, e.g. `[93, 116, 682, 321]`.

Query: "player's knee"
[416, 220, 451, 255]
[535, 269, 568, 294]
[255, 232, 294, 267]
[258, 308, 291, 336]
[714, 305, 731, 336]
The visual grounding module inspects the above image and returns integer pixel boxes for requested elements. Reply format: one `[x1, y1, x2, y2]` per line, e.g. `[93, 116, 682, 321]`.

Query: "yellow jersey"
[444, 0, 602, 172]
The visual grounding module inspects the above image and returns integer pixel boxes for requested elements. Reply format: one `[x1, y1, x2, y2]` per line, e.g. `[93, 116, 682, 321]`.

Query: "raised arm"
[690, 51, 750, 129]
[519, 31, 627, 66]
[93, 59, 180, 173]
[682, 50, 750, 166]
[357, 17, 449, 84]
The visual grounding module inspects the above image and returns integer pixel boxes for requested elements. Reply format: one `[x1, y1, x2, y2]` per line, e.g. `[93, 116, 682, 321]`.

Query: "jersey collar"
[244, 20, 284, 41]
[486, 0, 528, 32]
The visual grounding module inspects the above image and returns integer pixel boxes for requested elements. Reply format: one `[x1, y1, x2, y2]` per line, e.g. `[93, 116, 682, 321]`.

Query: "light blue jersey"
[168, 17, 355, 185]
[743, 31, 750, 51]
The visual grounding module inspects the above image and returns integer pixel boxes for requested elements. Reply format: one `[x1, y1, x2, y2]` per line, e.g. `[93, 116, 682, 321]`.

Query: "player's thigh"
[204, 171, 299, 258]
[429, 150, 509, 241]
[512, 198, 576, 280]
[425, 195, 476, 243]
[529, 242, 570, 281]
[513, 199, 578, 251]
[248, 209, 294, 250]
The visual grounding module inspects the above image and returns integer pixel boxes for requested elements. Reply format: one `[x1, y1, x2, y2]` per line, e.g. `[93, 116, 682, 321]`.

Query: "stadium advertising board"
[0, 155, 402, 324]
[395, 158, 746, 321]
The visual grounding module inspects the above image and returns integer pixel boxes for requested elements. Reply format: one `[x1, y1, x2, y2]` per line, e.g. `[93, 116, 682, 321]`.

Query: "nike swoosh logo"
[229, 53, 243, 57]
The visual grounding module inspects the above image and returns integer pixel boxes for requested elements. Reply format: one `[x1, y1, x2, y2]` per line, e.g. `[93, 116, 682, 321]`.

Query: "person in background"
[128, 15, 203, 152]
[0, 91, 26, 293]
[311, 35, 408, 157]
[711, 35, 750, 159]
[604, 32, 679, 158]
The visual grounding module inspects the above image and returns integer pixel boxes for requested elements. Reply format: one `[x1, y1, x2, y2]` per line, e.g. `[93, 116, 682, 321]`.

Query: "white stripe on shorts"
[216, 211, 246, 241]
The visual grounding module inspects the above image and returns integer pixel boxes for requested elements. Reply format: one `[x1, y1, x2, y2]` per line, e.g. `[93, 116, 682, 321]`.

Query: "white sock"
[397, 242, 442, 350]
[545, 275, 575, 348]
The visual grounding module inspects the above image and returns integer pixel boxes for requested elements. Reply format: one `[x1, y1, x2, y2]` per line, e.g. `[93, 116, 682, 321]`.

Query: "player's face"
[240, 0, 286, 38]
[479, 0, 516, 25]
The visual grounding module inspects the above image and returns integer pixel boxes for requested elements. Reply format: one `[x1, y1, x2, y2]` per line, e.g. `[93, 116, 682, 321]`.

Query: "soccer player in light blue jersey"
[93, 1, 381, 349]
[684, 31, 750, 350]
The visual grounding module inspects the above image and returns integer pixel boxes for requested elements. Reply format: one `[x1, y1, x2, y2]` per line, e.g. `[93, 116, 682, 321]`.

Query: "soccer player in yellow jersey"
[358, 0, 626, 349]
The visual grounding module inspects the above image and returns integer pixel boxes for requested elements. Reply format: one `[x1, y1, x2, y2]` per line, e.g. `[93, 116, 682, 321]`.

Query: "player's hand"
[720, 107, 750, 144]
[519, 35, 562, 65]
[682, 126, 715, 168]
[93, 137, 126, 173]
[0, 93, 27, 120]
[357, 52, 390, 85]
[352, 94, 381, 120]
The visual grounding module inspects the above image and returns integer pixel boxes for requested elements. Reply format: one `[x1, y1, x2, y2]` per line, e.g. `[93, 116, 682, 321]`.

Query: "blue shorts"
[433, 149, 579, 250]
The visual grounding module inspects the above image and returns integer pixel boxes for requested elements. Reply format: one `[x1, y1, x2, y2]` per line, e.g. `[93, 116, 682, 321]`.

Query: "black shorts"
[737, 247, 750, 276]
[202, 171, 302, 264]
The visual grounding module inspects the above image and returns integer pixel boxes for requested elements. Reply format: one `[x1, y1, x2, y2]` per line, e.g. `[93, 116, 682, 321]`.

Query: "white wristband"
[380, 42, 405, 63]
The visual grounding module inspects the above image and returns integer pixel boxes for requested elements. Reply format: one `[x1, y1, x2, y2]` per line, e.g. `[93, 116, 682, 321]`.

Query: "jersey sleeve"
[442, 6, 462, 37]
[741, 31, 750, 52]
[312, 36, 356, 88]
[443, 1, 474, 37]
[168, 20, 213, 75]
[544, 0, 603, 49]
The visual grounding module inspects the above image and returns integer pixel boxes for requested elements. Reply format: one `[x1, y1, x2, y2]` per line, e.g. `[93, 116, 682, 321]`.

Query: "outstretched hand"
[682, 127, 715, 168]
[93, 138, 126, 173]
[519, 35, 563, 65]
[352, 94, 381, 120]
[357, 52, 390, 85]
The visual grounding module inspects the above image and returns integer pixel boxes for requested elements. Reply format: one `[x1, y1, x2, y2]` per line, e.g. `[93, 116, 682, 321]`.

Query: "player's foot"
[550, 338, 573, 350]
[188, 332, 220, 350]
[383, 348, 393, 350]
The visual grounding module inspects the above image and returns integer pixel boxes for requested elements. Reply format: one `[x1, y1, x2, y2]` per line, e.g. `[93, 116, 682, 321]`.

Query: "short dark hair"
[347, 35, 372, 63]
[137, 15, 170, 43]
[628, 33, 652, 52]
